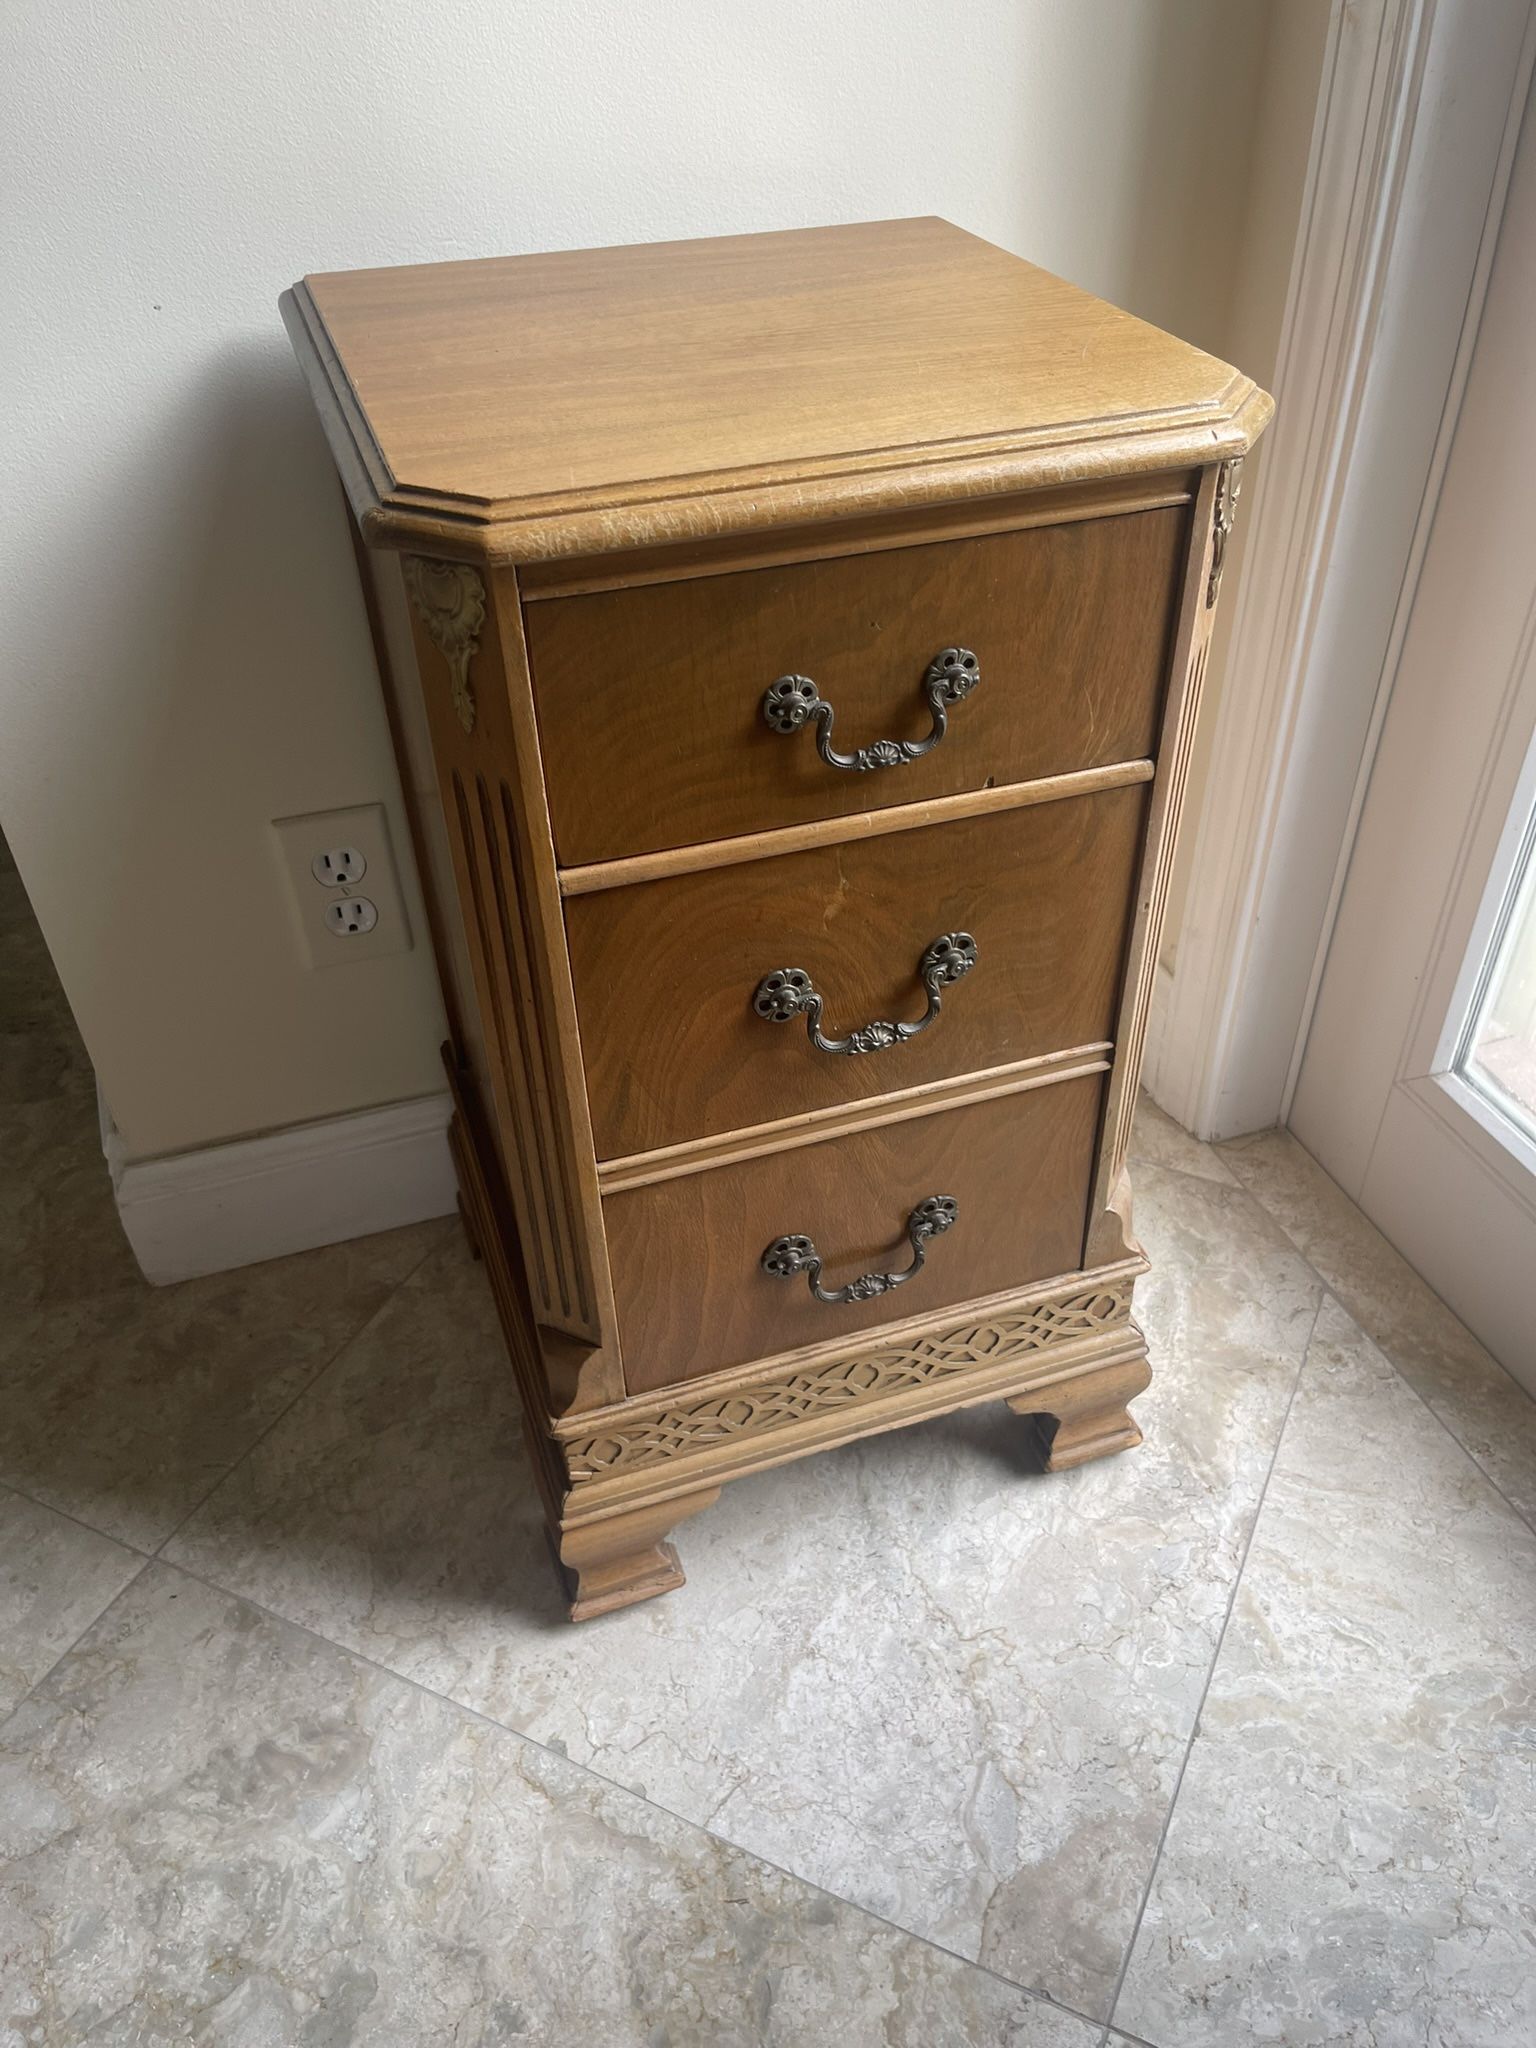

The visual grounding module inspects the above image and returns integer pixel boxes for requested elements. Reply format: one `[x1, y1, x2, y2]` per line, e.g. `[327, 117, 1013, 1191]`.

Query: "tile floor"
[3, 833, 1534, 2046]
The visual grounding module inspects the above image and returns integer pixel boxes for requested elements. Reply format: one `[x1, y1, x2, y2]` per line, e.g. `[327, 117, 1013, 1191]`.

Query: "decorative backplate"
[560, 1277, 1137, 1483]
[404, 556, 486, 735]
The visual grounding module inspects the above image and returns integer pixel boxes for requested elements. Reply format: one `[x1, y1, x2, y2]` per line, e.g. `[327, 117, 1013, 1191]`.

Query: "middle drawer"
[566, 784, 1148, 1162]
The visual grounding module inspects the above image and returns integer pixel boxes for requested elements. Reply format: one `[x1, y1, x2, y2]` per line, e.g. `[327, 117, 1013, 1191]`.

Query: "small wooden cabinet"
[284, 218, 1271, 1619]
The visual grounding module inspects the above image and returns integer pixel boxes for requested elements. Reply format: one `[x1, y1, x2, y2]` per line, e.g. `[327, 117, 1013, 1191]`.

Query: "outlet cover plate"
[272, 803, 413, 969]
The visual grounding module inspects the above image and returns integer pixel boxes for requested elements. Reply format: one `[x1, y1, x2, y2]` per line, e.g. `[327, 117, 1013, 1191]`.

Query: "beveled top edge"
[283, 230, 1273, 566]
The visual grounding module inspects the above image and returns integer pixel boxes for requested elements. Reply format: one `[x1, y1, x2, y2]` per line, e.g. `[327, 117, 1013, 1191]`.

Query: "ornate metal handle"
[753, 932, 978, 1057]
[762, 647, 981, 771]
[761, 1196, 959, 1305]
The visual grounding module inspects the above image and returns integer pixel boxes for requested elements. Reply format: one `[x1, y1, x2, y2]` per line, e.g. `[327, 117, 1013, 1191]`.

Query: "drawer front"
[604, 1074, 1103, 1391]
[568, 786, 1146, 1162]
[527, 507, 1185, 867]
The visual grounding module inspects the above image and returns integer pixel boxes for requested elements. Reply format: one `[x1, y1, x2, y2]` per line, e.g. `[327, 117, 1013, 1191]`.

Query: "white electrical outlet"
[325, 896, 378, 936]
[272, 804, 413, 969]
[312, 845, 367, 887]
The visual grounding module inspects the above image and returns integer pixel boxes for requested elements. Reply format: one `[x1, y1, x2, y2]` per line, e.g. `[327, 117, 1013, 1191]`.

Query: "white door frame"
[1146, 0, 1536, 1141]
[1290, 63, 1536, 1387]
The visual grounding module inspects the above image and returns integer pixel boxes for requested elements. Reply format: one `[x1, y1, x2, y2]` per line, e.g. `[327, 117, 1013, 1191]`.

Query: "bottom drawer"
[604, 1073, 1104, 1392]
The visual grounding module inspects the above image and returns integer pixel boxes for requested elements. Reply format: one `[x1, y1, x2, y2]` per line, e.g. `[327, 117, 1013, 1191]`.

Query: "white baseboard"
[104, 1092, 457, 1284]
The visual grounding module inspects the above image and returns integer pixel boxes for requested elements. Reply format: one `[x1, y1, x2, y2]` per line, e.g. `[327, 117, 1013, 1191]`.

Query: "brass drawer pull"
[753, 932, 978, 1057]
[761, 647, 981, 771]
[761, 1195, 959, 1305]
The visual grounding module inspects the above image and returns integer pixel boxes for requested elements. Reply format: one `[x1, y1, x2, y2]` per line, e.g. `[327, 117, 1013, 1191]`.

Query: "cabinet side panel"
[351, 530, 482, 1066]
[373, 547, 619, 1403]
[1085, 461, 1229, 1266]
[487, 570, 625, 1396]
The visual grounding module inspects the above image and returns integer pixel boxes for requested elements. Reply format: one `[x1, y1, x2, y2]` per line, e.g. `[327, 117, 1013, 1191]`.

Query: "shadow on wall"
[16, 334, 445, 1158]
[1118, 6, 1269, 357]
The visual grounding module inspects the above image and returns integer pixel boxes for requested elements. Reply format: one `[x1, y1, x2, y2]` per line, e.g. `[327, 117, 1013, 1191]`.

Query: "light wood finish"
[568, 788, 1147, 1160]
[518, 475, 1196, 599]
[604, 1074, 1104, 1390]
[527, 507, 1184, 866]
[400, 579, 605, 1350]
[286, 218, 1269, 1617]
[1006, 1351, 1154, 1470]
[556, 757, 1154, 898]
[555, 1259, 1147, 1510]
[554, 1486, 721, 1621]
[597, 1044, 1111, 1195]
[284, 217, 1269, 561]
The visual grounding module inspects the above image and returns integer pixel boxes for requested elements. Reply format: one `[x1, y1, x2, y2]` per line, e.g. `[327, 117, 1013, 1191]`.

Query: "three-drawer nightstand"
[284, 217, 1271, 1619]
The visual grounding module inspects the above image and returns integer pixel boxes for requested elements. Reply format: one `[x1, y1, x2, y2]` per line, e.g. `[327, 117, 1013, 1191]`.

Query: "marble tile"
[0, 828, 449, 1551]
[168, 1166, 1323, 2017]
[0, 1092, 146, 1315]
[0, 837, 99, 1122]
[1114, 1297, 1536, 2048]
[0, 1485, 143, 1718]
[0, 1566, 1101, 2048]
[0, 1217, 448, 1551]
[1127, 1096, 1236, 1187]
[1221, 1127, 1536, 1527]
[0, 842, 140, 1313]
[0, 857, 90, 1107]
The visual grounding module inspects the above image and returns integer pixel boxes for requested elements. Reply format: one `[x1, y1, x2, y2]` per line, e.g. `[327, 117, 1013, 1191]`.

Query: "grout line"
[148, 1225, 450, 1562]
[0, 1216, 440, 1733]
[1315, 1286, 1536, 1538]
[1218, 1132, 1536, 1416]
[1126, 1149, 1238, 1193]
[1099, 1289, 1324, 2038]
[0, 1554, 156, 1736]
[139, 1550, 1114, 2034]
[1216, 1141, 1536, 1536]
[0, 1476, 154, 1562]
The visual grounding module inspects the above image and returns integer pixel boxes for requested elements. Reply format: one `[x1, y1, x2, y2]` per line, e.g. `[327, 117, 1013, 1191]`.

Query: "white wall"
[1, 0, 1274, 1167]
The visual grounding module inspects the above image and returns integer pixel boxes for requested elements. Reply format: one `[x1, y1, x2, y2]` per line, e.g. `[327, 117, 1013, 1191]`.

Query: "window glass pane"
[1459, 804, 1536, 1138]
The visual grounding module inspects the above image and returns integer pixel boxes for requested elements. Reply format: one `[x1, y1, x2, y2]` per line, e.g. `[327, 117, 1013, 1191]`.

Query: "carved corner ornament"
[403, 556, 486, 735]
[1206, 458, 1244, 609]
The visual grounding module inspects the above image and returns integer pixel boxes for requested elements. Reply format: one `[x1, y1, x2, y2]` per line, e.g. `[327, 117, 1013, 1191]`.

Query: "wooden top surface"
[286, 217, 1271, 561]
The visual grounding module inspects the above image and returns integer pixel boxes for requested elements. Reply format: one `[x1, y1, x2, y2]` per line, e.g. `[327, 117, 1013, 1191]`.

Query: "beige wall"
[2, 0, 1282, 1164]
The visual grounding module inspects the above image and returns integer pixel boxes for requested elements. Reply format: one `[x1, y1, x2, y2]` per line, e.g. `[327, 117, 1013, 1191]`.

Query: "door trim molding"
[1147, 0, 1536, 1141]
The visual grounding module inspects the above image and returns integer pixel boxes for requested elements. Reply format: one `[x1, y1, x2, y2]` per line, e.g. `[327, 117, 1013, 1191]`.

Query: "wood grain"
[603, 1072, 1104, 1390]
[555, 758, 1153, 898]
[286, 217, 1270, 561]
[567, 787, 1148, 1160]
[517, 475, 1196, 599]
[596, 1045, 1112, 1194]
[528, 507, 1185, 866]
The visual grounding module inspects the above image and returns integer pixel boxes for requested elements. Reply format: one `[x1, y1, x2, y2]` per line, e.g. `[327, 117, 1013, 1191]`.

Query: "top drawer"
[524, 506, 1187, 868]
